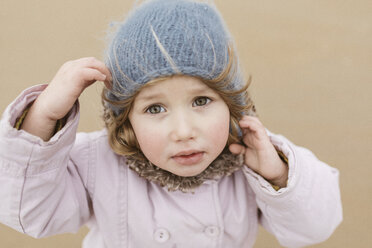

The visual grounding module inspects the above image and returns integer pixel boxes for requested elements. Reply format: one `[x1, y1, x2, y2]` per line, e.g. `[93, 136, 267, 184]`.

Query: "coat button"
[153, 228, 170, 243]
[204, 226, 220, 237]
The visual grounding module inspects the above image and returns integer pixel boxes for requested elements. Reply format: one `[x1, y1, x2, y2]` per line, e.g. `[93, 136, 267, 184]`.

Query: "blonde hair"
[102, 45, 256, 161]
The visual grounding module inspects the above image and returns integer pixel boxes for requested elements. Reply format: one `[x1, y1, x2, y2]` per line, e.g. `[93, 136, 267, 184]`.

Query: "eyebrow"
[136, 92, 166, 102]
[189, 86, 214, 95]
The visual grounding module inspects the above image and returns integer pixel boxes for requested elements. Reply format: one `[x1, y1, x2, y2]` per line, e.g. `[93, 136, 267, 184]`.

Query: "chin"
[172, 166, 207, 177]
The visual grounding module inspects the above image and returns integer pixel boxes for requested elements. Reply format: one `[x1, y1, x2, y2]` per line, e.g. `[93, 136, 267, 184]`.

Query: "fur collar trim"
[125, 149, 244, 193]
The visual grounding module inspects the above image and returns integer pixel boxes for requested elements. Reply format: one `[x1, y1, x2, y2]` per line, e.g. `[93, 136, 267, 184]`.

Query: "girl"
[0, 0, 342, 247]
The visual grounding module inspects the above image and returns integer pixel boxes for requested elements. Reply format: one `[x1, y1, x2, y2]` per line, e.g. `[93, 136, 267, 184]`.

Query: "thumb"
[229, 143, 245, 155]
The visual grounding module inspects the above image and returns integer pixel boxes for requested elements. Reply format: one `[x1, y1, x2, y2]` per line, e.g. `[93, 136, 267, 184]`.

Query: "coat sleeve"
[242, 130, 343, 247]
[0, 85, 93, 238]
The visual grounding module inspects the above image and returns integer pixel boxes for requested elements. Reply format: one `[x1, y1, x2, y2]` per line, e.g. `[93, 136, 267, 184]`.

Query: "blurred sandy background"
[0, 0, 371, 247]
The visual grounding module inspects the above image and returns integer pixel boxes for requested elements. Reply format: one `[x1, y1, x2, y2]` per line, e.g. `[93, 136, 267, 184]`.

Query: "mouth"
[171, 150, 205, 165]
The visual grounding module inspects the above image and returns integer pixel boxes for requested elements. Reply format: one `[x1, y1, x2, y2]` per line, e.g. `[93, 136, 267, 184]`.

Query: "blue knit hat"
[104, 0, 245, 115]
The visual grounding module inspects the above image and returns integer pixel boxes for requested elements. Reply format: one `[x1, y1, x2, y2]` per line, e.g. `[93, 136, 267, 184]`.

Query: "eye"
[146, 104, 165, 114]
[193, 96, 211, 107]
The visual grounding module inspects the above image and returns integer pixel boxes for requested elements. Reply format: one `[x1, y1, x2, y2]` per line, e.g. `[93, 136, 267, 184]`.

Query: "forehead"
[135, 76, 215, 100]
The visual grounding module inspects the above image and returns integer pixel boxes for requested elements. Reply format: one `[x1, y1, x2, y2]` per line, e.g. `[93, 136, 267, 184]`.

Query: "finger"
[239, 120, 259, 138]
[237, 122, 264, 147]
[80, 68, 107, 87]
[229, 143, 245, 155]
[240, 116, 265, 135]
[240, 122, 272, 151]
[75, 57, 112, 82]
[239, 118, 266, 136]
[240, 115, 264, 127]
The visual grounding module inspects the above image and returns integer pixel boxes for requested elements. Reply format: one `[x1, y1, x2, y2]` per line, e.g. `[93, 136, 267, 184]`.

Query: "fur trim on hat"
[125, 149, 244, 193]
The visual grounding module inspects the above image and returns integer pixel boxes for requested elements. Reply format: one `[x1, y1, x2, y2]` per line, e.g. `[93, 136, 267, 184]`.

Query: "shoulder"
[71, 129, 113, 161]
[75, 129, 109, 145]
[70, 129, 121, 198]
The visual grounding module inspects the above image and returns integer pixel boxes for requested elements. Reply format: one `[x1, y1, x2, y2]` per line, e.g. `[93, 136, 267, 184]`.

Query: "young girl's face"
[129, 76, 230, 177]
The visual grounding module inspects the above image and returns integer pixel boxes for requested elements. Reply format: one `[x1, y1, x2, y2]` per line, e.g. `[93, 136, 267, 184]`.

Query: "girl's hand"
[36, 57, 112, 121]
[22, 57, 112, 141]
[229, 116, 288, 188]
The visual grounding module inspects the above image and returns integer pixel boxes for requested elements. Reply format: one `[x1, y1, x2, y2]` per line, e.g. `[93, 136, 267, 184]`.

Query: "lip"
[171, 150, 204, 165]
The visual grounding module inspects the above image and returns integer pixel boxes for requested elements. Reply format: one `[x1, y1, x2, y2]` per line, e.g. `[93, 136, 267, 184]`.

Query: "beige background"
[1, 0, 371, 247]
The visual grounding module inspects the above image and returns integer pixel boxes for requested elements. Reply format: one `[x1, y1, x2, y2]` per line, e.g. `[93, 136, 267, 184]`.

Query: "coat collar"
[125, 149, 244, 193]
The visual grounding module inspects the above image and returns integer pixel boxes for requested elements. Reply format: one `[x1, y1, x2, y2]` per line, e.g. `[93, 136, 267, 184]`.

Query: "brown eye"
[146, 105, 165, 114]
[193, 97, 211, 107]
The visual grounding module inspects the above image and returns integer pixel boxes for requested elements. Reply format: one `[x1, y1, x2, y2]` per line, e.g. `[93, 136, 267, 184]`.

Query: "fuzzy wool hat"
[104, 0, 246, 115]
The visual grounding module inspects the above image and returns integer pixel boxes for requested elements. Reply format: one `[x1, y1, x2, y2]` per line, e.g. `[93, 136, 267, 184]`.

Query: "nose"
[169, 111, 196, 142]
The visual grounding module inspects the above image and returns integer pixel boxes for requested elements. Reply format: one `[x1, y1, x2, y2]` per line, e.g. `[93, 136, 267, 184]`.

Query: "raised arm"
[21, 57, 111, 141]
[0, 58, 112, 238]
[230, 116, 342, 247]
[243, 130, 342, 247]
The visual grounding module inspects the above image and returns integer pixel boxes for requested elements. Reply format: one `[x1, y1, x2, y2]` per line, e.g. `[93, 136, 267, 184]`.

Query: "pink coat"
[0, 85, 342, 248]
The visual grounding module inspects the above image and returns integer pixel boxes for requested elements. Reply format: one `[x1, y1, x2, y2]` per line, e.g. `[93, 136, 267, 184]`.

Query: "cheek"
[205, 109, 230, 148]
[209, 120, 230, 145]
[132, 124, 166, 161]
